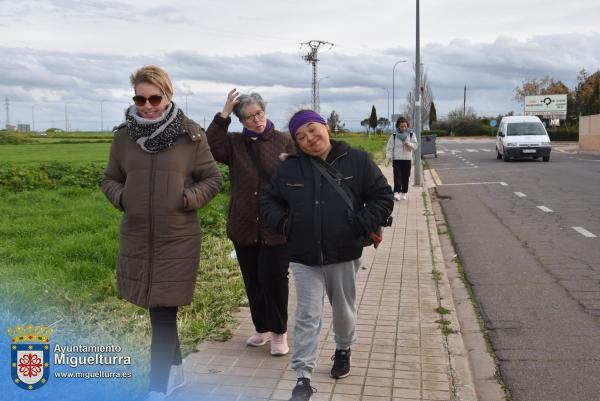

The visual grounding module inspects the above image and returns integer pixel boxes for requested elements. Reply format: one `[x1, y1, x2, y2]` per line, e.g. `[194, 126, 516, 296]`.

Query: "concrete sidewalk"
[171, 166, 489, 401]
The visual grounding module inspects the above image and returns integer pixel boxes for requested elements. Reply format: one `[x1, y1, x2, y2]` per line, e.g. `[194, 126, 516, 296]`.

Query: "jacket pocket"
[167, 171, 185, 213]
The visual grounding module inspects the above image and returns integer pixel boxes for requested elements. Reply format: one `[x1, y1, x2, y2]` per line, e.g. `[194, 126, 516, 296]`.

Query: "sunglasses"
[132, 95, 163, 107]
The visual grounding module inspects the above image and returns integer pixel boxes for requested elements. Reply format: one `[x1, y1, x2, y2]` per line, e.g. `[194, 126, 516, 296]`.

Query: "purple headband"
[288, 110, 326, 139]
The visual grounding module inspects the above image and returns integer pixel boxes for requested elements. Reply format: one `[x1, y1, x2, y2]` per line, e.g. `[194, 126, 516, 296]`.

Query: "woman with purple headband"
[205, 89, 296, 357]
[262, 109, 394, 401]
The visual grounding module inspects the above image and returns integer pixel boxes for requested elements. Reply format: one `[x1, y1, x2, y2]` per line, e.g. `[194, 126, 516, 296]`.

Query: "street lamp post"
[392, 60, 408, 123]
[414, 0, 422, 186]
[382, 88, 390, 133]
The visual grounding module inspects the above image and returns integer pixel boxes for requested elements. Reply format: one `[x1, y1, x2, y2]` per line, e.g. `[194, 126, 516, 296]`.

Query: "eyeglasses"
[243, 110, 265, 121]
[132, 95, 163, 107]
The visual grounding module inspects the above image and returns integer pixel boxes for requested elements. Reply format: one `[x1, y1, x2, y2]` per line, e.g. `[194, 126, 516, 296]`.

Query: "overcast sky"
[1, 0, 600, 131]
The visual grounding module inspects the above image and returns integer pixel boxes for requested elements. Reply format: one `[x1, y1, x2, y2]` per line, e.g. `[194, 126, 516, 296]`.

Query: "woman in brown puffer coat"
[101, 65, 222, 401]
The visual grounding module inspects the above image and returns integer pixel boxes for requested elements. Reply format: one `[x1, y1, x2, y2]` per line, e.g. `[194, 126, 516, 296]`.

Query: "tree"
[377, 117, 390, 133]
[566, 91, 579, 126]
[360, 118, 371, 133]
[545, 80, 569, 95]
[513, 75, 568, 105]
[369, 105, 378, 136]
[402, 64, 434, 130]
[576, 70, 600, 116]
[437, 106, 481, 136]
[327, 110, 342, 134]
[584, 79, 600, 116]
[448, 106, 476, 120]
[429, 101, 437, 127]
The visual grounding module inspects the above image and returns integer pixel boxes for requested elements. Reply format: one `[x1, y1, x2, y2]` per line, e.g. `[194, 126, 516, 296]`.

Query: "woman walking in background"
[386, 116, 418, 200]
[101, 65, 222, 401]
[205, 89, 296, 356]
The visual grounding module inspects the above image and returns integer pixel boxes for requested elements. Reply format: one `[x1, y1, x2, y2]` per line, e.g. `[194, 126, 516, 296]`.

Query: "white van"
[496, 116, 552, 162]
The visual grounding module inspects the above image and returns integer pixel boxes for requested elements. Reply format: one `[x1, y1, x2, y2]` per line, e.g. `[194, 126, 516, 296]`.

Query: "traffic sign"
[524, 94, 567, 117]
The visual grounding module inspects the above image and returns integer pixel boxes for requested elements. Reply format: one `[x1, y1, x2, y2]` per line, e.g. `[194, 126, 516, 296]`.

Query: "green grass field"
[0, 142, 112, 165]
[336, 134, 388, 163]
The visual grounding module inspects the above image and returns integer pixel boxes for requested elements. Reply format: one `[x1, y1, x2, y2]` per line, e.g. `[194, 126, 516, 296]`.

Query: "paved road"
[428, 139, 600, 401]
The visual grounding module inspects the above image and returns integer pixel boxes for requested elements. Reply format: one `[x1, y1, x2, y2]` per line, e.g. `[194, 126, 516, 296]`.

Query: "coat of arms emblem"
[8, 324, 53, 390]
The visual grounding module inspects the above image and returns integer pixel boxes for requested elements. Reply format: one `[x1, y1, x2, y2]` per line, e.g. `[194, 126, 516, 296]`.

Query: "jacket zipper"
[146, 153, 156, 306]
[330, 152, 347, 166]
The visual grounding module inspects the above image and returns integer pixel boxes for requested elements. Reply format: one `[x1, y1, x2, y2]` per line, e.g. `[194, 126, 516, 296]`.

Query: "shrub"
[0, 162, 105, 191]
[431, 120, 494, 136]
[0, 162, 233, 193]
[0, 132, 35, 144]
[547, 127, 579, 141]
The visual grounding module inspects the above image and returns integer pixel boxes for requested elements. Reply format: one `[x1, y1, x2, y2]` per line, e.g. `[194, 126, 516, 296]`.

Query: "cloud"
[2, 31, 600, 130]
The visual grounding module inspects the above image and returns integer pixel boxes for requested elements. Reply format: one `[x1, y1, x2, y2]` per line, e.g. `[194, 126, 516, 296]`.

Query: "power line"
[300, 40, 334, 113]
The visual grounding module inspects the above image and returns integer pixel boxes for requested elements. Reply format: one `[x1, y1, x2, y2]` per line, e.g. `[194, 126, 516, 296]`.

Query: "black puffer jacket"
[261, 140, 393, 266]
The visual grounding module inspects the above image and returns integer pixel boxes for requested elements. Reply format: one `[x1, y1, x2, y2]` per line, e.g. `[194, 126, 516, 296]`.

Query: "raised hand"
[220, 88, 240, 119]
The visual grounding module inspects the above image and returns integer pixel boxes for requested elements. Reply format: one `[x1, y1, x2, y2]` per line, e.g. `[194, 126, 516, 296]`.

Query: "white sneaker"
[401, 193, 408, 200]
[393, 192, 401, 201]
[144, 391, 166, 401]
[246, 332, 271, 347]
[270, 333, 289, 356]
[166, 363, 186, 396]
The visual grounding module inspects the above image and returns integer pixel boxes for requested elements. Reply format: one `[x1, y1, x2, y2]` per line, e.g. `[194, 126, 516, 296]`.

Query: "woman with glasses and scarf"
[386, 116, 418, 201]
[205, 89, 296, 356]
[101, 65, 222, 401]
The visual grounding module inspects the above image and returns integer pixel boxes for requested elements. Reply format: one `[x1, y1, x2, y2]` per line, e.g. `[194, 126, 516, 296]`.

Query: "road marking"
[514, 192, 527, 197]
[480, 149, 493, 152]
[437, 150, 445, 154]
[499, 182, 508, 186]
[434, 166, 479, 170]
[439, 181, 508, 186]
[572, 227, 597, 238]
[576, 158, 600, 162]
[537, 206, 553, 213]
[451, 150, 462, 153]
[466, 149, 478, 152]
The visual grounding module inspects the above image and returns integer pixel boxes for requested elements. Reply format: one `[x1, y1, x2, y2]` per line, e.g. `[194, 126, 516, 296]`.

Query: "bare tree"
[402, 64, 433, 130]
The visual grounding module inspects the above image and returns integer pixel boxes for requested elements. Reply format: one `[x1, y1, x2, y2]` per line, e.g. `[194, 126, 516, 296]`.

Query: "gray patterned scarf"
[125, 102, 184, 152]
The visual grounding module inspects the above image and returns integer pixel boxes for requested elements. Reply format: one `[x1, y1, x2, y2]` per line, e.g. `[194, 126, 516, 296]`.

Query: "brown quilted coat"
[205, 113, 296, 246]
[101, 116, 222, 308]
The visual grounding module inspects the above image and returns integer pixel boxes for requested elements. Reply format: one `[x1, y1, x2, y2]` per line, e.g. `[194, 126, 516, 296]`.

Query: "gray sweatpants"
[290, 259, 360, 379]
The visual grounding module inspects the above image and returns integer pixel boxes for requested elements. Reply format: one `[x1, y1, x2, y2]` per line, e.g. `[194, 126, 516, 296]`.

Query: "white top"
[386, 131, 418, 160]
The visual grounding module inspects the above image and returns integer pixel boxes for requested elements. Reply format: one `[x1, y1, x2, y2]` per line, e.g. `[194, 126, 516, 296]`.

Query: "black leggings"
[149, 307, 182, 393]
[392, 160, 412, 193]
[234, 244, 289, 334]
